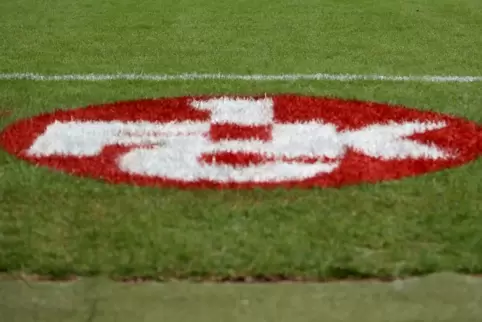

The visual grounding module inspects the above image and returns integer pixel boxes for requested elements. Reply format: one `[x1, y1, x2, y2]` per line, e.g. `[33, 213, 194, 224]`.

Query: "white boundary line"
[0, 72, 481, 83]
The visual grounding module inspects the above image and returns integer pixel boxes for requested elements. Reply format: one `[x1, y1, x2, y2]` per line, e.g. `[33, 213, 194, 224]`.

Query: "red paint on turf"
[200, 152, 337, 167]
[0, 95, 480, 189]
[209, 124, 272, 141]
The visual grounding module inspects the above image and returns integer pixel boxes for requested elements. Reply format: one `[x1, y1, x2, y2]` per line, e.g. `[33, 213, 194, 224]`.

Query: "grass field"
[1, 0, 482, 321]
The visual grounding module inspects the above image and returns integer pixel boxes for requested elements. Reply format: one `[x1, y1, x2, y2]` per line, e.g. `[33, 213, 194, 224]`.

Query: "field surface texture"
[0, 0, 481, 321]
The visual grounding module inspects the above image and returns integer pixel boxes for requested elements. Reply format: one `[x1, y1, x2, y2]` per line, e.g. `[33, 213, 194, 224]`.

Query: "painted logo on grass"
[0, 95, 480, 189]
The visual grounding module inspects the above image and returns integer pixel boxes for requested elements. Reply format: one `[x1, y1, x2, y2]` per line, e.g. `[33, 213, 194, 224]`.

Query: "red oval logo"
[1, 95, 480, 189]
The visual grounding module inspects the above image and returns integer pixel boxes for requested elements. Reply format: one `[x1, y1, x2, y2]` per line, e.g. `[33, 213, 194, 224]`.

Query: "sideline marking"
[0, 73, 481, 83]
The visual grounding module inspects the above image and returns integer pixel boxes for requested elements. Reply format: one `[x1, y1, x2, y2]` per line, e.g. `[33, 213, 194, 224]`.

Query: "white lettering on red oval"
[0, 95, 480, 189]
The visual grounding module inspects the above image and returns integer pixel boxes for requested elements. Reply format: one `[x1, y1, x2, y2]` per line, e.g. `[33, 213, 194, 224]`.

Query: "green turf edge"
[1, 273, 481, 322]
[1, 80, 482, 280]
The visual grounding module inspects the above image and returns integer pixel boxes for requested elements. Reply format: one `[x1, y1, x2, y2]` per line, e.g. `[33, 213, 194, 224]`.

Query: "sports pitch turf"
[1, 80, 482, 280]
[0, 0, 482, 321]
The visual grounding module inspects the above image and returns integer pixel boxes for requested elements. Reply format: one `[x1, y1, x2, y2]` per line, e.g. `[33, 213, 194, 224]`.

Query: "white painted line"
[0, 72, 481, 83]
[191, 97, 274, 125]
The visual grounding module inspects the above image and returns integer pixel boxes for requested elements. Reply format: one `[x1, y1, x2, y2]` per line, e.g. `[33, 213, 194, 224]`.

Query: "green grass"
[0, 0, 481, 281]
[1, 80, 481, 279]
[1, 273, 482, 322]
[1, 0, 481, 75]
